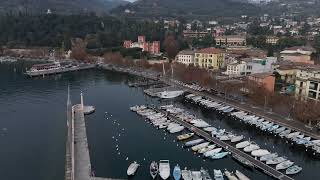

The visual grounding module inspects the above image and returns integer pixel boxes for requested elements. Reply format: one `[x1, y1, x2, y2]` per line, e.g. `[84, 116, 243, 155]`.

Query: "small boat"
[224, 170, 238, 180]
[198, 144, 216, 154]
[150, 161, 159, 179]
[204, 127, 217, 132]
[192, 142, 210, 151]
[167, 123, 180, 131]
[231, 135, 244, 143]
[235, 170, 250, 180]
[268, 124, 279, 132]
[169, 126, 185, 133]
[243, 144, 260, 153]
[286, 132, 300, 139]
[173, 164, 181, 180]
[213, 169, 224, 180]
[159, 160, 170, 179]
[157, 90, 184, 99]
[185, 139, 204, 147]
[232, 154, 254, 169]
[177, 133, 194, 141]
[236, 141, 250, 149]
[251, 149, 270, 157]
[266, 156, 287, 165]
[191, 171, 202, 180]
[274, 127, 286, 134]
[127, 161, 140, 176]
[201, 167, 212, 180]
[260, 153, 278, 162]
[276, 160, 294, 170]
[219, 135, 231, 141]
[181, 168, 192, 180]
[204, 148, 223, 157]
[285, 165, 302, 175]
[210, 152, 230, 159]
[279, 129, 292, 137]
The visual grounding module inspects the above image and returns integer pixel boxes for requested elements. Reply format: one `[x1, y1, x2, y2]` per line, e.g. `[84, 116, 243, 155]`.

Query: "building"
[266, 36, 279, 45]
[183, 30, 210, 39]
[248, 73, 275, 93]
[194, 48, 225, 70]
[225, 57, 277, 77]
[175, 50, 195, 65]
[280, 46, 315, 64]
[295, 67, 320, 101]
[215, 35, 247, 47]
[123, 36, 160, 54]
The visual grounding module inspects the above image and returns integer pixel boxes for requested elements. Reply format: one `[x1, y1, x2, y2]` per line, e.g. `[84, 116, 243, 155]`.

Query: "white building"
[224, 57, 277, 77]
[175, 50, 195, 65]
[295, 67, 320, 101]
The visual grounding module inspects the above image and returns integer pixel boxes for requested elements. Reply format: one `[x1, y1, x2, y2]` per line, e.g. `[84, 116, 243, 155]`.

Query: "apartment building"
[123, 36, 160, 54]
[216, 35, 247, 47]
[175, 50, 195, 65]
[280, 46, 315, 65]
[295, 67, 320, 101]
[194, 48, 225, 70]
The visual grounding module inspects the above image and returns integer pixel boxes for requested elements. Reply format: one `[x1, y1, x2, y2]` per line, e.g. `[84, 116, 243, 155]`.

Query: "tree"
[164, 35, 179, 62]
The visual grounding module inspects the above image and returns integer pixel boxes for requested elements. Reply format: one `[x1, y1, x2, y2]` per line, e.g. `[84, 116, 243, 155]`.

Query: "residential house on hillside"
[123, 36, 160, 54]
[295, 67, 320, 101]
[194, 48, 225, 70]
[216, 35, 247, 47]
[175, 50, 195, 65]
[183, 30, 210, 39]
[280, 46, 315, 64]
[266, 36, 279, 45]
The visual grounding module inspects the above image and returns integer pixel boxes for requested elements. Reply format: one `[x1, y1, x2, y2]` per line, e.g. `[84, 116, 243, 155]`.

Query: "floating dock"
[153, 108, 294, 180]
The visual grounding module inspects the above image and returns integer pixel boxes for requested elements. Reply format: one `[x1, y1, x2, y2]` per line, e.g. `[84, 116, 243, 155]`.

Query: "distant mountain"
[111, 0, 263, 18]
[0, 0, 130, 14]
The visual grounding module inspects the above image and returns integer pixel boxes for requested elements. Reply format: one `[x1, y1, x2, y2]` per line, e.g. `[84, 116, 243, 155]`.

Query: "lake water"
[0, 61, 319, 180]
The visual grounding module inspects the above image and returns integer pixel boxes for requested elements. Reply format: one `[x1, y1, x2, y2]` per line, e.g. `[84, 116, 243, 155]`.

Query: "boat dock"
[154, 108, 294, 180]
[144, 86, 182, 97]
[65, 92, 126, 180]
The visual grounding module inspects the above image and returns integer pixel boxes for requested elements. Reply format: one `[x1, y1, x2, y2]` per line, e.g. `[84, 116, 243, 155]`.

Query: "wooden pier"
[154, 108, 294, 180]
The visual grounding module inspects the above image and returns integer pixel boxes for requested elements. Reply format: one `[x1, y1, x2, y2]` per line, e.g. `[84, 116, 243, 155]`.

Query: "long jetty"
[154, 108, 294, 180]
[65, 92, 125, 180]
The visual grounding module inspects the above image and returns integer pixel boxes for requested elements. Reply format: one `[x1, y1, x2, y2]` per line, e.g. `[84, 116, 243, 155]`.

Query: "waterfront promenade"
[155, 108, 294, 180]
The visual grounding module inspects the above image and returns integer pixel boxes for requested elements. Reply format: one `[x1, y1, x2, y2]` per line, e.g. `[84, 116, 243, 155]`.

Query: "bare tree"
[164, 35, 179, 62]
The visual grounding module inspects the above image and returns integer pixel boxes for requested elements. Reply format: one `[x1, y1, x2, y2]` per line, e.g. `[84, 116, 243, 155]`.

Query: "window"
[308, 91, 317, 99]
[309, 82, 318, 91]
[300, 82, 303, 87]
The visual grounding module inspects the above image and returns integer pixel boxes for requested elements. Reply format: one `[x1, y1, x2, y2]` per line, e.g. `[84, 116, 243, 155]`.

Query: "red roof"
[196, 47, 224, 54]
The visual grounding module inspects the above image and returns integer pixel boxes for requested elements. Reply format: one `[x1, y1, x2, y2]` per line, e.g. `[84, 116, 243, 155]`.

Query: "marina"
[1, 62, 320, 180]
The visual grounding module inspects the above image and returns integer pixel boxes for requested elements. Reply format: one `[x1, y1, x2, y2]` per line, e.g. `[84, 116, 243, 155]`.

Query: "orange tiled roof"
[196, 47, 224, 54]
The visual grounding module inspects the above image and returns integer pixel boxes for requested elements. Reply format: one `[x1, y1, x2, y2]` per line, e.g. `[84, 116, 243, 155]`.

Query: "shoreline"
[99, 64, 320, 140]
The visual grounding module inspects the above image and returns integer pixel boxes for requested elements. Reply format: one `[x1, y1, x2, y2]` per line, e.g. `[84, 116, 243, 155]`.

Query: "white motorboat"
[213, 169, 224, 180]
[219, 135, 231, 141]
[266, 157, 287, 165]
[194, 121, 211, 128]
[203, 127, 217, 132]
[191, 171, 202, 180]
[243, 144, 260, 153]
[159, 160, 170, 179]
[169, 126, 185, 133]
[260, 153, 278, 162]
[231, 135, 244, 143]
[185, 139, 204, 147]
[286, 132, 300, 139]
[181, 168, 192, 180]
[279, 129, 292, 137]
[236, 141, 250, 149]
[235, 170, 250, 180]
[191, 142, 210, 151]
[204, 148, 223, 157]
[167, 123, 180, 130]
[198, 144, 216, 154]
[224, 170, 238, 180]
[285, 165, 302, 175]
[274, 127, 286, 134]
[251, 149, 270, 157]
[157, 90, 184, 99]
[127, 161, 140, 176]
[276, 160, 294, 170]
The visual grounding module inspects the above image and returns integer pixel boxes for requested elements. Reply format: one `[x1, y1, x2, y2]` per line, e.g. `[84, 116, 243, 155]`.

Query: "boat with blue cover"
[210, 152, 230, 159]
[173, 164, 181, 180]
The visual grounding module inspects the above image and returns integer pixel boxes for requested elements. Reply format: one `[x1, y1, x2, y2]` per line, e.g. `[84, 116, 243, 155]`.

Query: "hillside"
[111, 0, 263, 19]
[0, 0, 129, 14]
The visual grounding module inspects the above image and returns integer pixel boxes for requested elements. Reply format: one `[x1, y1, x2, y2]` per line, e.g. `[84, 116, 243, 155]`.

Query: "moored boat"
[285, 165, 302, 175]
[276, 160, 294, 170]
[201, 167, 212, 180]
[266, 157, 287, 165]
[198, 144, 216, 154]
[177, 133, 194, 141]
[191, 171, 202, 180]
[243, 144, 260, 153]
[192, 142, 210, 151]
[231, 135, 244, 143]
[236, 141, 250, 149]
[232, 154, 255, 169]
[251, 149, 270, 157]
[210, 152, 230, 159]
[169, 126, 185, 133]
[185, 139, 204, 147]
[150, 161, 158, 179]
[173, 164, 181, 180]
[224, 170, 238, 180]
[260, 153, 278, 162]
[213, 169, 224, 180]
[159, 160, 170, 179]
[181, 168, 192, 180]
[127, 161, 140, 176]
[204, 148, 223, 157]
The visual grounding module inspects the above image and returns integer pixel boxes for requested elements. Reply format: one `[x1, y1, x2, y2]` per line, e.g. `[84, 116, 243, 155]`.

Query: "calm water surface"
[0, 61, 319, 180]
